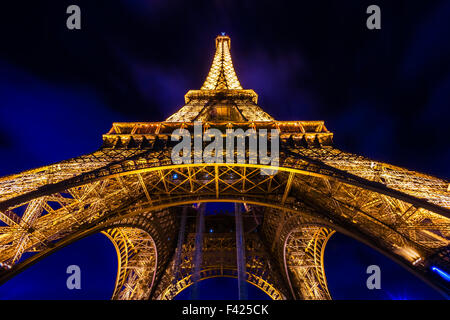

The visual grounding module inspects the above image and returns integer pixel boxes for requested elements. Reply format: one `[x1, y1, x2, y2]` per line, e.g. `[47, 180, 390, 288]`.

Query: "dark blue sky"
[0, 1, 449, 299]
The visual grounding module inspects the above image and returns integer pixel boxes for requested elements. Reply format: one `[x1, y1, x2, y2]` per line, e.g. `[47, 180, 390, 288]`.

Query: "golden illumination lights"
[0, 34, 448, 300]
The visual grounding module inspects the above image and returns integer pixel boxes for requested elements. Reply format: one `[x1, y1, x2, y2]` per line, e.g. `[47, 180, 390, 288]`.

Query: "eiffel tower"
[0, 34, 449, 300]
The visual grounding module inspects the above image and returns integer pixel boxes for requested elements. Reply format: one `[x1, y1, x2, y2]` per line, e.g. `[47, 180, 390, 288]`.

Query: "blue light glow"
[431, 266, 450, 281]
[387, 290, 410, 300]
[172, 173, 178, 179]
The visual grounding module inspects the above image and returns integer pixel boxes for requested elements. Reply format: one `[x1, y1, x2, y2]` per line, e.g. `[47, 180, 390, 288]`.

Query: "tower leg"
[235, 203, 248, 300]
[191, 203, 205, 299]
[173, 206, 188, 285]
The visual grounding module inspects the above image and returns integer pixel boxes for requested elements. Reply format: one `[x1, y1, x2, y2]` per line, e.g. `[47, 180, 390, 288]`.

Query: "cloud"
[0, 61, 121, 175]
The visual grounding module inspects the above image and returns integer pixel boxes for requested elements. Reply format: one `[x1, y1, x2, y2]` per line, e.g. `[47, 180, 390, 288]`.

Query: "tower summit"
[201, 34, 242, 90]
[166, 34, 274, 122]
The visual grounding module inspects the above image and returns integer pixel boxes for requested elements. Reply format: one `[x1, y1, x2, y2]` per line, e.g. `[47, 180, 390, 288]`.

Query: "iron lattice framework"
[0, 35, 449, 299]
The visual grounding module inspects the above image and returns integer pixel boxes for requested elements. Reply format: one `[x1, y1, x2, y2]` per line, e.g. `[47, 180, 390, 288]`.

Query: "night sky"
[0, 1, 449, 299]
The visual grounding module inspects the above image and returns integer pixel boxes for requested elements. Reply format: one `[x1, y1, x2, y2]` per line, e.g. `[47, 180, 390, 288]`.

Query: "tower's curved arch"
[0, 210, 178, 300]
[160, 268, 283, 300]
[102, 227, 158, 300]
[281, 224, 334, 300]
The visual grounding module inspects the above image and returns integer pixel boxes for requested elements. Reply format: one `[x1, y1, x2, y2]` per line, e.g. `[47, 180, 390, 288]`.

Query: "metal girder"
[191, 204, 205, 299]
[235, 203, 248, 300]
[173, 206, 188, 284]
[281, 172, 295, 204]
